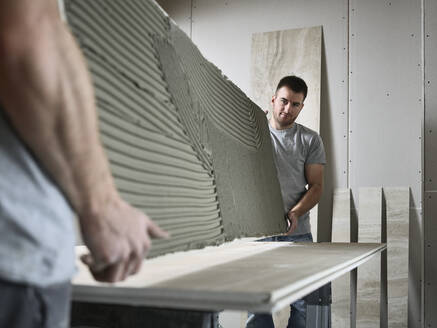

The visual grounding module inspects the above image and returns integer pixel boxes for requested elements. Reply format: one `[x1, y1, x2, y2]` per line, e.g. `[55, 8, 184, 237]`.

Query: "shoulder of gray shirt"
[295, 123, 327, 165]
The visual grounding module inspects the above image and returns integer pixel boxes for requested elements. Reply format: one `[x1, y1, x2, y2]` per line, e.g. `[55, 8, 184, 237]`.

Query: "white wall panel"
[348, 2, 423, 326]
[348, 0, 422, 204]
[156, 0, 192, 36]
[424, 0, 437, 325]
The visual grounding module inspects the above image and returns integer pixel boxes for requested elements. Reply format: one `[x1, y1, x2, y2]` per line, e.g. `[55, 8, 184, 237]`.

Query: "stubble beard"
[275, 112, 294, 129]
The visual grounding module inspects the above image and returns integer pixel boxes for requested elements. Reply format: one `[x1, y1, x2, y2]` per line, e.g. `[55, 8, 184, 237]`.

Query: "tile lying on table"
[72, 241, 386, 313]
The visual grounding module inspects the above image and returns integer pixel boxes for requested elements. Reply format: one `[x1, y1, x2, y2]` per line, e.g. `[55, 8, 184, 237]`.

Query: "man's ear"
[271, 95, 275, 105]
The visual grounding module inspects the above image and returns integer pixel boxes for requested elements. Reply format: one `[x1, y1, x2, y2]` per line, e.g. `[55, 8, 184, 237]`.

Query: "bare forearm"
[290, 184, 323, 218]
[0, 1, 116, 220]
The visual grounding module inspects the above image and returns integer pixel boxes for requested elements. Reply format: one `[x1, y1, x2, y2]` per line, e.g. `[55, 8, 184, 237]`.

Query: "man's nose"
[283, 104, 291, 113]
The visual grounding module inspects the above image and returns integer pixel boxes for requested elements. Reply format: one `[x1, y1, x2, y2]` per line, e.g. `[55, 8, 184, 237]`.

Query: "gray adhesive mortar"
[206, 110, 286, 239]
[165, 22, 286, 237]
[66, 0, 286, 256]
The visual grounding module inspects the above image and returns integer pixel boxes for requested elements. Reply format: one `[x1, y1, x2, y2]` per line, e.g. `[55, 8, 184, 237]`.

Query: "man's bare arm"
[286, 164, 324, 234]
[0, 0, 167, 282]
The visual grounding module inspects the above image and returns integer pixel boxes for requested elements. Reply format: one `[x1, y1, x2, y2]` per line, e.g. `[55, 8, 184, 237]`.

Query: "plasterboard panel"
[357, 187, 382, 327]
[424, 0, 437, 191]
[424, 192, 437, 327]
[331, 188, 351, 327]
[424, 0, 437, 324]
[424, 0, 437, 325]
[385, 187, 409, 327]
[348, 0, 422, 206]
[155, 0, 192, 36]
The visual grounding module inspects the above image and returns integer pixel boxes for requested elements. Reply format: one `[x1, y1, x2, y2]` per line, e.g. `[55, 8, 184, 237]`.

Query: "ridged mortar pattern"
[66, 0, 285, 256]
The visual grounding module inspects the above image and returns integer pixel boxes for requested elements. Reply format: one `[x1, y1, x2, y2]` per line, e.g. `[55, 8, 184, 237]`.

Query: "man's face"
[271, 86, 305, 129]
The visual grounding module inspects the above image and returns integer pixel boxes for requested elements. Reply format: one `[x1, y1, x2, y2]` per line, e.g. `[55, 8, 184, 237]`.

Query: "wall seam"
[347, 0, 351, 188]
[421, 0, 425, 326]
[190, 0, 193, 39]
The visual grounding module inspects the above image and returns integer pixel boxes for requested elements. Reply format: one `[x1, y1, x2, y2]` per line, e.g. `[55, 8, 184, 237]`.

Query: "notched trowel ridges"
[65, 0, 286, 256]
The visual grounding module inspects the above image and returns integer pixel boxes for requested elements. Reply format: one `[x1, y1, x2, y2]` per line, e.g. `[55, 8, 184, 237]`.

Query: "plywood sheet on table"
[357, 187, 383, 328]
[250, 26, 322, 241]
[385, 187, 409, 327]
[331, 188, 351, 328]
[65, 0, 286, 257]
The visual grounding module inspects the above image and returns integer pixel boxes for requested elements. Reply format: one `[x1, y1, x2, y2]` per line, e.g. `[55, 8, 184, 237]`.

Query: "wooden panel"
[73, 242, 385, 313]
[384, 187, 409, 327]
[357, 187, 382, 328]
[331, 188, 351, 328]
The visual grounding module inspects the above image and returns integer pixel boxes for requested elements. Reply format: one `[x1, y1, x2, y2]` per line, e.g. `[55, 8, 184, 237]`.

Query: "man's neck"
[269, 117, 295, 130]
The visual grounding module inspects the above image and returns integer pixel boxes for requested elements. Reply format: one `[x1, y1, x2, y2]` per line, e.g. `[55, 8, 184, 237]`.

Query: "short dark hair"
[276, 76, 308, 100]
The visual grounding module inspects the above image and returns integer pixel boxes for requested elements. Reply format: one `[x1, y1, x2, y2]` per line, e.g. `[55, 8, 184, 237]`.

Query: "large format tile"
[65, 0, 286, 257]
[72, 242, 386, 313]
[331, 189, 351, 328]
[385, 187, 409, 327]
[357, 187, 382, 328]
[251, 26, 322, 133]
[250, 26, 322, 241]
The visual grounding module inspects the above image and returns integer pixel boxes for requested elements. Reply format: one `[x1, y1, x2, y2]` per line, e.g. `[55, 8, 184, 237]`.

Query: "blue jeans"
[0, 278, 71, 328]
[246, 233, 313, 328]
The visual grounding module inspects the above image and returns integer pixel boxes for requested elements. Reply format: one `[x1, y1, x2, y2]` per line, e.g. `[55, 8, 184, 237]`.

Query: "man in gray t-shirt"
[247, 76, 326, 328]
[268, 76, 326, 237]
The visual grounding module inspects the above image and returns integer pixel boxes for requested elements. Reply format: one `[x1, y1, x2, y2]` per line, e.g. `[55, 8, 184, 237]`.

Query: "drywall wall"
[157, 0, 426, 325]
[424, 0, 437, 326]
[65, 0, 286, 257]
[348, 2, 423, 326]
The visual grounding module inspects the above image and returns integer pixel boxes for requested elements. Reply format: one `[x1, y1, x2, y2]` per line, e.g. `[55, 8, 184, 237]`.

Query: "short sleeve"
[306, 134, 326, 164]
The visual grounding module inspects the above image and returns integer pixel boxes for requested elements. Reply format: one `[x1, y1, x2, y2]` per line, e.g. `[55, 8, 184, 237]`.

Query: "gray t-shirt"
[269, 123, 326, 236]
[0, 108, 75, 287]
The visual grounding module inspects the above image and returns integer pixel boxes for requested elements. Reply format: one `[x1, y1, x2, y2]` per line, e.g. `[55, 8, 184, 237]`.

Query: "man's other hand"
[80, 197, 169, 283]
[285, 210, 299, 235]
